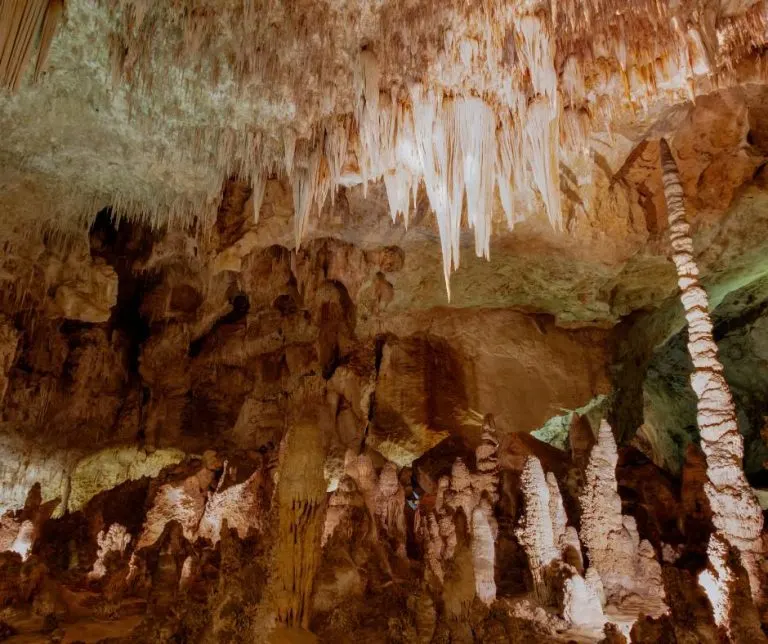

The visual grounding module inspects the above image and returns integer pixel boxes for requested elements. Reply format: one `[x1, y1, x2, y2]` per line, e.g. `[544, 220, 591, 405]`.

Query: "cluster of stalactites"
[285, 31, 562, 299]
[0, 0, 63, 91]
[416, 414, 501, 606]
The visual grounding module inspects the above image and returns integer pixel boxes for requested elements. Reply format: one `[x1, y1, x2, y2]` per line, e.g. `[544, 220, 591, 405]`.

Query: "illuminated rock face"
[516, 457, 559, 605]
[659, 138, 765, 613]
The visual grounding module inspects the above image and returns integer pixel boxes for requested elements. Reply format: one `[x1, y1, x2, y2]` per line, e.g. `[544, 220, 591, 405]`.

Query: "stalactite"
[453, 97, 496, 260]
[32, 0, 63, 81]
[524, 97, 562, 231]
[659, 138, 765, 610]
[292, 142, 322, 249]
[251, 173, 266, 224]
[0, 316, 18, 406]
[0, 0, 50, 91]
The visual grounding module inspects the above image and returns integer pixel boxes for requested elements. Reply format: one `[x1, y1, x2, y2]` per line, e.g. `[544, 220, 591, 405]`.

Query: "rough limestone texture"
[660, 137, 765, 606]
[580, 420, 665, 612]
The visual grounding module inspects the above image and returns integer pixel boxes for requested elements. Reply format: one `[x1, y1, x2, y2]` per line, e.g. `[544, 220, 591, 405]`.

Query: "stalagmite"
[271, 380, 331, 631]
[88, 523, 131, 581]
[322, 454, 407, 557]
[473, 414, 501, 506]
[697, 533, 733, 630]
[414, 414, 502, 605]
[516, 456, 559, 604]
[659, 138, 765, 609]
[321, 475, 364, 547]
[374, 462, 407, 557]
[580, 420, 665, 610]
[471, 505, 496, 606]
[517, 456, 604, 627]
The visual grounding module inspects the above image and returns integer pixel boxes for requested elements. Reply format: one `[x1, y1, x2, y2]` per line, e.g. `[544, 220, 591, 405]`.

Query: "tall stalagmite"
[271, 378, 332, 632]
[580, 420, 665, 609]
[658, 138, 765, 606]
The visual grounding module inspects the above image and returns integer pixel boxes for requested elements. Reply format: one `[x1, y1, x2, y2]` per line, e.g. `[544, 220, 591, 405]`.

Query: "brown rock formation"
[88, 523, 131, 581]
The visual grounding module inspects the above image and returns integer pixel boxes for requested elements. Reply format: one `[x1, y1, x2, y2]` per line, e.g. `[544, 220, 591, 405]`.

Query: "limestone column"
[659, 138, 764, 603]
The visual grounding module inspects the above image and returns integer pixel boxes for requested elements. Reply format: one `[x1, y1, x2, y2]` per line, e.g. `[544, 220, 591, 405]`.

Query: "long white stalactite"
[658, 138, 765, 614]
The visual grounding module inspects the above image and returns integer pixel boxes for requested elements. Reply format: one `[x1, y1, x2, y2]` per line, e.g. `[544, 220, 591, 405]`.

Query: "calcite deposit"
[0, 0, 768, 642]
[580, 420, 666, 613]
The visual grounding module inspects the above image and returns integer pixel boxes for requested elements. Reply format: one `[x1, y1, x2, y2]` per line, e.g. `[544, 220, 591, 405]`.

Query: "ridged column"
[659, 138, 764, 602]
